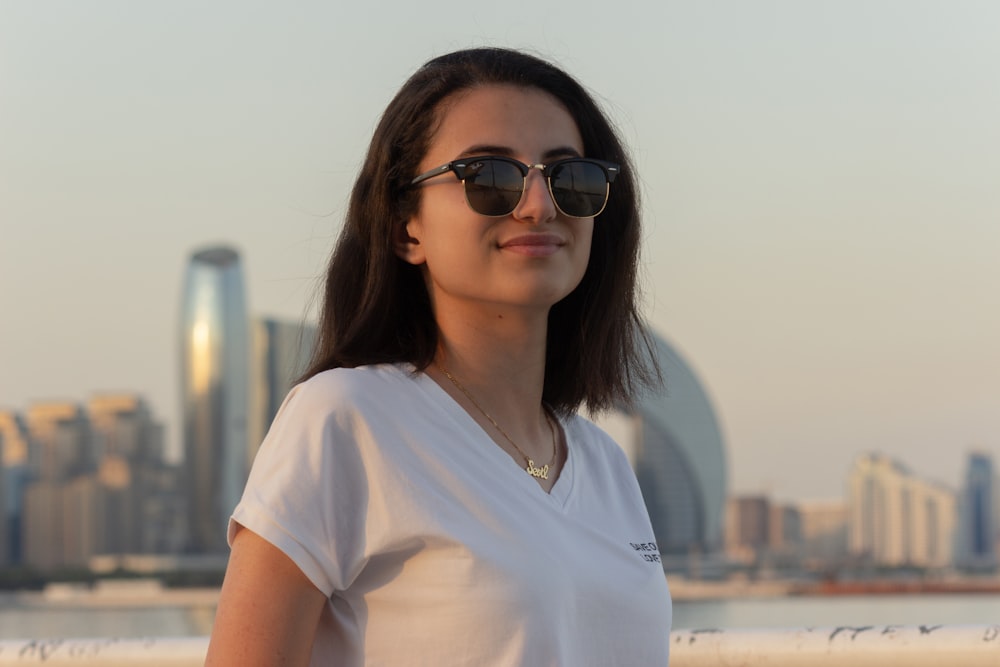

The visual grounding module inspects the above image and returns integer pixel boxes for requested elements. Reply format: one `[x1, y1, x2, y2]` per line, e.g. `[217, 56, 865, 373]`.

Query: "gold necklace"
[436, 364, 558, 480]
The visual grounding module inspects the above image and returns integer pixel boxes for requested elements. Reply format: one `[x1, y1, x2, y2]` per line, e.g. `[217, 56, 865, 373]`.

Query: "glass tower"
[963, 452, 996, 568]
[180, 246, 249, 553]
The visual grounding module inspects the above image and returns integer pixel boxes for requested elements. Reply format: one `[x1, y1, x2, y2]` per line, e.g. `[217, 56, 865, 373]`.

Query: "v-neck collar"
[404, 364, 576, 508]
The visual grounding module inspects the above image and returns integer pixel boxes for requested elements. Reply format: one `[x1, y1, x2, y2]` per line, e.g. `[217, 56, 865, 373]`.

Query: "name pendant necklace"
[437, 364, 558, 480]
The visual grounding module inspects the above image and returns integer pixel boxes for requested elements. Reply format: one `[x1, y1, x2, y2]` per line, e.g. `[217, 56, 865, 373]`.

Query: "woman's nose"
[512, 168, 557, 223]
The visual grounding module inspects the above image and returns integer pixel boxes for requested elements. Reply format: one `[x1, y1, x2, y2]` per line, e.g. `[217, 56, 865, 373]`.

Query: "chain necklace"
[436, 364, 558, 480]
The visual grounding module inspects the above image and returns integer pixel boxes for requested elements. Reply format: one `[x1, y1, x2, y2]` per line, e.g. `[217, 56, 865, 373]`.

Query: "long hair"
[303, 47, 659, 414]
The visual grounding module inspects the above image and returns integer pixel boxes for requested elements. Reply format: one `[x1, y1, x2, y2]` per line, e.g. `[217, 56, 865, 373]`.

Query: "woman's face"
[399, 84, 594, 320]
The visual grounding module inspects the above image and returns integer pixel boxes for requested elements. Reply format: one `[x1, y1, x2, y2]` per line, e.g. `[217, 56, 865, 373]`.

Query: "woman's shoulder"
[279, 363, 420, 420]
[292, 363, 415, 400]
[562, 412, 629, 461]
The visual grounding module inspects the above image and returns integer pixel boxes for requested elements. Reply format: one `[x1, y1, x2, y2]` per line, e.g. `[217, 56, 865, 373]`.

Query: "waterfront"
[674, 593, 1000, 630]
[0, 587, 217, 640]
[2, 588, 999, 639]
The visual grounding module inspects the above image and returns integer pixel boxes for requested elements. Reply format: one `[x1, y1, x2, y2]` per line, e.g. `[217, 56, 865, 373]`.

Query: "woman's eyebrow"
[457, 144, 514, 158]
[455, 145, 583, 160]
[541, 146, 583, 160]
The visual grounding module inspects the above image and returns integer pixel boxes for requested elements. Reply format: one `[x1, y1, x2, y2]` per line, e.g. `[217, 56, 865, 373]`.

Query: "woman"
[206, 47, 671, 666]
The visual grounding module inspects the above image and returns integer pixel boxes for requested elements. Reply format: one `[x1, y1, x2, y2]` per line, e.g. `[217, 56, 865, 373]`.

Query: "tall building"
[0, 410, 32, 565]
[796, 500, 848, 567]
[725, 495, 770, 563]
[248, 317, 317, 462]
[590, 332, 727, 561]
[89, 394, 167, 556]
[17, 395, 171, 570]
[768, 504, 802, 556]
[960, 452, 996, 569]
[729, 496, 768, 551]
[26, 402, 91, 481]
[848, 453, 956, 568]
[180, 246, 249, 553]
[21, 401, 90, 569]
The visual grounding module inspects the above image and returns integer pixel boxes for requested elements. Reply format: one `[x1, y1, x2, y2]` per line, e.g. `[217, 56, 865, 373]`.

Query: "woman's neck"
[435, 300, 546, 384]
[427, 301, 565, 491]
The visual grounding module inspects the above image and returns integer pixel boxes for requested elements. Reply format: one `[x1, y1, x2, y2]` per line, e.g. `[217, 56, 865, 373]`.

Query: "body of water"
[0, 589, 216, 640]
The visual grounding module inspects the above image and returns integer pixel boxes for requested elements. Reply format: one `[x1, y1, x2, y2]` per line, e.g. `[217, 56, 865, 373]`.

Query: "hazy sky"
[2, 1, 998, 501]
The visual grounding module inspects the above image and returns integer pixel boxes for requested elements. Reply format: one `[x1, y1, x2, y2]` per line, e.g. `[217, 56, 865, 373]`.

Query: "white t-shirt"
[231, 364, 671, 666]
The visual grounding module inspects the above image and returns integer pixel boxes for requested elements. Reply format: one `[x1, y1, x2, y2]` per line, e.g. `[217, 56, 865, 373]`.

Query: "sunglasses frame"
[410, 155, 620, 218]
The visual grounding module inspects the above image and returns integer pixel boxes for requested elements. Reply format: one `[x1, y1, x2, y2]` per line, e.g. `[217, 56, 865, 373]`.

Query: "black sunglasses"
[410, 156, 620, 218]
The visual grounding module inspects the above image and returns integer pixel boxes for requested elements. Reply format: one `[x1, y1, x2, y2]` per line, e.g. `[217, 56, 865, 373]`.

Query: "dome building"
[590, 332, 728, 560]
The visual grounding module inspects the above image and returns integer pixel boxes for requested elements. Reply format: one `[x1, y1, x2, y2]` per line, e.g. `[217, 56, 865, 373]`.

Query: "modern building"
[725, 495, 770, 563]
[959, 452, 996, 570]
[0, 410, 31, 565]
[723, 495, 805, 565]
[21, 402, 90, 568]
[89, 394, 168, 556]
[16, 395, 171, 570]
[26, 402, 91, 481]
[590, 332, 727, 562]
[769, 504, 802, 556]
[796, 500, 848, 567]
[180, 245, 250, 553]
[248, 316, 317, 462]
[848, 453, 956, 568]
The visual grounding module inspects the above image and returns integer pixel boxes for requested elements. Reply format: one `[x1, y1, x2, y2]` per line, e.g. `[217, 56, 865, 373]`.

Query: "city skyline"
[2, 2, 999, 501]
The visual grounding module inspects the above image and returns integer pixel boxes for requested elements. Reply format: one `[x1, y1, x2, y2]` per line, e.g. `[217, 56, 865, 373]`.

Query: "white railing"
[670, 625, 1000, 666]
[0, 637, 205, 666]
[2, 626, 999, 666]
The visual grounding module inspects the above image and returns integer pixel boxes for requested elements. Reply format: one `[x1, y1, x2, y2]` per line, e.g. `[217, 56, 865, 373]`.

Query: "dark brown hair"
[303, 47, 658, 414]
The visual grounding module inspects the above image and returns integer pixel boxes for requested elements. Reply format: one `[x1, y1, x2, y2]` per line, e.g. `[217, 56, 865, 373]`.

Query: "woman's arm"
[205, 526, 328, 666]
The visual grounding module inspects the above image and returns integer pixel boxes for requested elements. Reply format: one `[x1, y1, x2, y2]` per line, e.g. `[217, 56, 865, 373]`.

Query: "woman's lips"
[499, 233, 565, 257]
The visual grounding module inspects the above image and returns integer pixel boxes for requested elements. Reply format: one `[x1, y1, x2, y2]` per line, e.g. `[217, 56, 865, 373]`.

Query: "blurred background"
[1, 0, 999, 636]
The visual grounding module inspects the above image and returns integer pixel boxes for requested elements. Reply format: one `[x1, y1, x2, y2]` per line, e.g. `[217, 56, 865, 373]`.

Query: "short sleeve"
[230, 374, 370, 596]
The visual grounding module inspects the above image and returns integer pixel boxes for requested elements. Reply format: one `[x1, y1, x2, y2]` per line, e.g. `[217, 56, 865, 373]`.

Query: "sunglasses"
[410, 155, 620, 218]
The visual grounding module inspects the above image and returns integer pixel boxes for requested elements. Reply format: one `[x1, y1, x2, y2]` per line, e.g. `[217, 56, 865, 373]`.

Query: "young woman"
[206, 47, 671, 666]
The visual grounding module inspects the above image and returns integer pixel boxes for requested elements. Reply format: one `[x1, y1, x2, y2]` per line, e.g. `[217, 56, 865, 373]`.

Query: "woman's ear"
[394, 219, 426, 265]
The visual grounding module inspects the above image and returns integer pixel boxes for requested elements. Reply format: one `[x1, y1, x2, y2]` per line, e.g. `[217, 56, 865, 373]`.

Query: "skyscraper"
[0, 410, 31, 565]
[180, 246, 249, 553]
[22, 401, 91, 569]
[961, 452, 996, 569]
[248, 317, 317, 462]
[89, 394, 166, 555]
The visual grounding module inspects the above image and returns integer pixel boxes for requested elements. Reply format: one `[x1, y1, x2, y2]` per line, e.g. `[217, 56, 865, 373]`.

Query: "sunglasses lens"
[464, 159, 525, 216]
[549, 161, 610, 218]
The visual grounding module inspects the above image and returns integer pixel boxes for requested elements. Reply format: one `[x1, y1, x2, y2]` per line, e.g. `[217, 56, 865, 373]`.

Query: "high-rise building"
[768, 504, 802, 555]
[0, 410, 32, 565]
[960, 452, 996, 569]
[724, 496, 769, 563]
[20, 402, 88, 568]
[249, 317, 317, 462]
[848, 453, 956, 568]
[728, 496, 770, 552]
[89, 394, 166, 556]
[724, 495, 796, 564]
[180, 246, 249, 553]
[796, 501, 848, 567]
[18, 395, 170, 570]
[589, 332, 727, 561]
[26, 402, 91, 481]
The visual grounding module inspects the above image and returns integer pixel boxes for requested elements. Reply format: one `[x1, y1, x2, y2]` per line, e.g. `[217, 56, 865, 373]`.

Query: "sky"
[2, 1, 998, 502]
